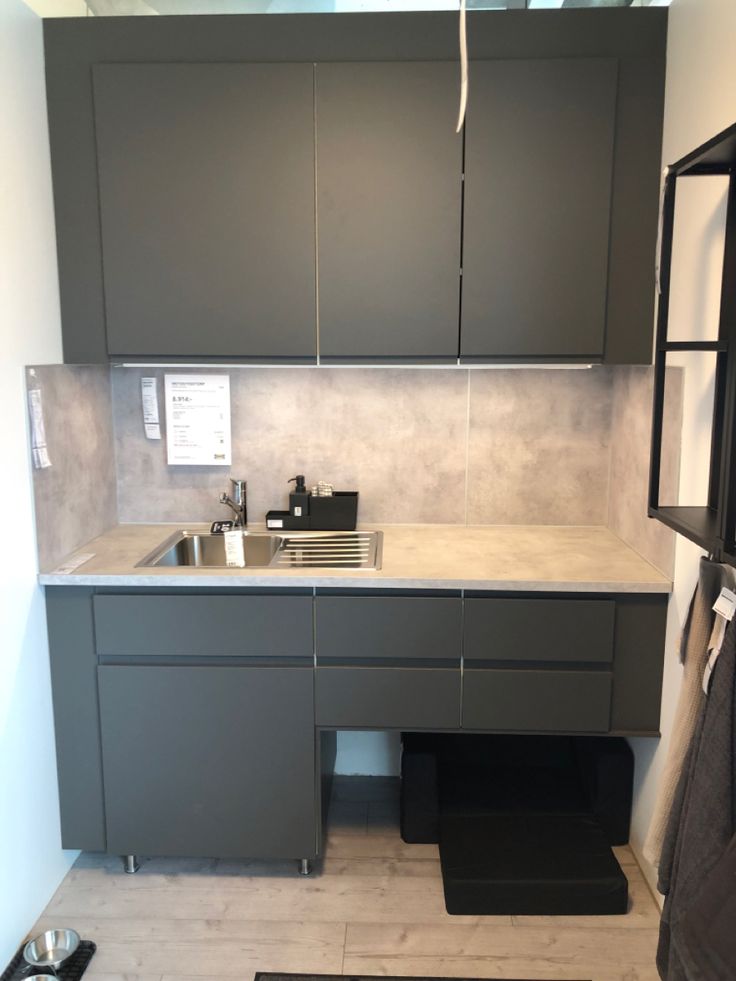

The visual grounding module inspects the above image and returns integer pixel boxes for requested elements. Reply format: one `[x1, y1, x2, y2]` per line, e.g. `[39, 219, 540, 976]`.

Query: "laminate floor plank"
[325, 833, 439, 860]
[612, 845, 637, 867]
[322, 856, 440, 877]
[44, 873, 493, 925]
[32, 917, 345, 976]
[343, 921, 659, 961]
[327, 800, 369, 835]
[332, 776, 399, 803]
[343, 922, 660, 981]
[342, 954, 660, 981]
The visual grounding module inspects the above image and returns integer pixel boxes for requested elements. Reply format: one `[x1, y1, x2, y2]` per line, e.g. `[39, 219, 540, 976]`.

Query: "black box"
[309, 491, 358, 530]
[265, 491, 359, 531]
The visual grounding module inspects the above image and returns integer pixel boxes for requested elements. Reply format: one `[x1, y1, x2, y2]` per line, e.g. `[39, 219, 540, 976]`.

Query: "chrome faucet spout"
[219, 478, 247, 528]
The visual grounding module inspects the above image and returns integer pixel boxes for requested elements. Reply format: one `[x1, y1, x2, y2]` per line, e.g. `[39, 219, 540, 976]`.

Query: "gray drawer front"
[316, 596, 462, 661]
[316, 666, 460, 728]
[463, 668, 612, 732]
[94, 594, 313, 657]
[464, 598, 615, 663]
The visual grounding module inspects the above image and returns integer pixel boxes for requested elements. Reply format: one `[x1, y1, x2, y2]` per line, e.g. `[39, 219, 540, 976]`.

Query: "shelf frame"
[648, 120, 736, 564]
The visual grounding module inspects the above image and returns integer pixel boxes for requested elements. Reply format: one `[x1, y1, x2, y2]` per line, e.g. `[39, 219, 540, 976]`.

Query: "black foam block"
[400, 746, 439, 843]
[440, 812, 629, 916]
[573, 737, 634, 846]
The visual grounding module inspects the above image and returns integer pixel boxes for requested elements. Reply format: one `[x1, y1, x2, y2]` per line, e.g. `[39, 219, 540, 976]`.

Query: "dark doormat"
[255, 973, 591, 981]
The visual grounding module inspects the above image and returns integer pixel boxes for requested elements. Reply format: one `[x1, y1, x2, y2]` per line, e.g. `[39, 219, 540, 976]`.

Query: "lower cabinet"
[45, 586, 667, 860]
[97, 663, 316, 858]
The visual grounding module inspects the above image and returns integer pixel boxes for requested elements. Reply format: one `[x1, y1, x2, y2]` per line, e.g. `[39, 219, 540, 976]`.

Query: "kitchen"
[3, 3, 732, 977]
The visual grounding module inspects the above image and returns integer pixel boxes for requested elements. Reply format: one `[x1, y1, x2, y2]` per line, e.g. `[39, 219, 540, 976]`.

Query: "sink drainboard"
[276, 532, 380, 569]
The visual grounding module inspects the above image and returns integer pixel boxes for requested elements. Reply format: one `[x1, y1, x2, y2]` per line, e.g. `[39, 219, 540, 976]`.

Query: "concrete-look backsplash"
[608, 366, 683, 578]
[28, 364, 117, 570]
[112, 367, 615, 528]
[27, 362, 682, 577]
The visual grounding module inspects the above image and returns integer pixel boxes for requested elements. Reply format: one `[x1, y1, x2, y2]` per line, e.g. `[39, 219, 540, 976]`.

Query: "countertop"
[38, 523, 672, 593]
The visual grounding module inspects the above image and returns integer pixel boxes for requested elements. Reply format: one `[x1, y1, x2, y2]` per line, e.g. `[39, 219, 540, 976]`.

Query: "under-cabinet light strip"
[115, 362, 596, 370]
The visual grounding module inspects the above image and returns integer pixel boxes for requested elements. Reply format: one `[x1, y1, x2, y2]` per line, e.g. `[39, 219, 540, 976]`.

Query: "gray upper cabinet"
[461, 58, 618, 361]
[93, 63, 316, 359]
[315, 62, 462, 361]
[46, 14, 665, 363]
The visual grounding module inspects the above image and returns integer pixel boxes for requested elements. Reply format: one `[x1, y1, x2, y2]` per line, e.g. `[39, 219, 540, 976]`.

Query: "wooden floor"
[34, 777, 661, 981]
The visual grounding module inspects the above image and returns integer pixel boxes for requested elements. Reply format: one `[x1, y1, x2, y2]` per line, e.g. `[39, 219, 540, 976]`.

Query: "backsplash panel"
[113, 366, 614, 527]
[28, 364, 117, 570]
[608, 366, 683, 577]
[467, 369, 613, 525]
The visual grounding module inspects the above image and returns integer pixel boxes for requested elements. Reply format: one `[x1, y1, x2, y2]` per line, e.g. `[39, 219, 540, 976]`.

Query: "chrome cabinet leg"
[123, 854, 140, 874]
[298, 858, 312, 876]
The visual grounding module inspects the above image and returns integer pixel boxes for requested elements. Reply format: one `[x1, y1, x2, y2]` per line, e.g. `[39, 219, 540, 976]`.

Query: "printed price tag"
[28, 387, 51, 469]
[141, 377, 161, 439]
[713, 587, 736, 621]
[224, 530, 245, 568]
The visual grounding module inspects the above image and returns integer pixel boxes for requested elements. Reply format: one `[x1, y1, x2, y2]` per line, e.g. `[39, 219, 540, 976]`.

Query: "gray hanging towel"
[656, 608, 736, 980]
[644, 558, 725, 868]
[674, 831, 736, 979]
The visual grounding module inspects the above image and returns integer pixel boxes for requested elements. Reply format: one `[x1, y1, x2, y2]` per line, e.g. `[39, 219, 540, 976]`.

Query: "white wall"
[0, 0, 77, 962]
[629, 0, 736, 895]
[335, 731, 401, 775]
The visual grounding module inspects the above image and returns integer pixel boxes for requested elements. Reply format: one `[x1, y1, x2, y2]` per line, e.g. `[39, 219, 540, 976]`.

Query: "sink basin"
[137, 529, 383, 570]
[143, 531, 281, 568]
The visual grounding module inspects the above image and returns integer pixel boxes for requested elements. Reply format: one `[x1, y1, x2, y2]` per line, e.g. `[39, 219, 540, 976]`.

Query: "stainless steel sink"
[137, 529, 383, 570]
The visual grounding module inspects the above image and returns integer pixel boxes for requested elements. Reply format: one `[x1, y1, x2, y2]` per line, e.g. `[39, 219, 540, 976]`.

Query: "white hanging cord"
[456, 0, 468, 133]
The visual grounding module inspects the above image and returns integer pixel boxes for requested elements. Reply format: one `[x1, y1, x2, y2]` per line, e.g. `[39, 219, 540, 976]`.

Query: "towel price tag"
[223, 530, 245, 568]
[713, 587, 736, 621]
[704, 587, 736, 694]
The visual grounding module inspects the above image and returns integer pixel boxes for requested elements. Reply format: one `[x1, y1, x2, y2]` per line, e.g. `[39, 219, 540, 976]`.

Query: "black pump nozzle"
[288, 474, 306, 492]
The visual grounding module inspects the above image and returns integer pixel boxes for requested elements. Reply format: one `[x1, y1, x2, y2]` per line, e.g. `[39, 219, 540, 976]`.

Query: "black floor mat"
[1, 942, 96, 981]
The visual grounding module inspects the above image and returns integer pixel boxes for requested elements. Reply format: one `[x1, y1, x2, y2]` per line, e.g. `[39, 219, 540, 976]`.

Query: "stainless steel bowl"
[23, 930, 80, 969]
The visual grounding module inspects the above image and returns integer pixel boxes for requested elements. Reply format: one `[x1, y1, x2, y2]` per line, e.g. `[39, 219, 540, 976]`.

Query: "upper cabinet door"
[316, 62, 463, 361]
[461, 59, 618, 361]
[93, 64, 316, 359]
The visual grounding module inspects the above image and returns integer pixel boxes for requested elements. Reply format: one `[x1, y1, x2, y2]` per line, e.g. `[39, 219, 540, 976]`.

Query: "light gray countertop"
[38, 523, 672, 593]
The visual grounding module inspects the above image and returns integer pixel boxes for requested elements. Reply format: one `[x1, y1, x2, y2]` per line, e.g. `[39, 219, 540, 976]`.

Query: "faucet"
[219, 478, 248, 528]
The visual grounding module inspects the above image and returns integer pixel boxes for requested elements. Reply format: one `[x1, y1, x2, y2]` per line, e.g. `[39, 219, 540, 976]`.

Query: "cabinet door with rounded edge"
[93, 63, 316, 359]
[97, 664, 316, 858]
[316, 62, 462, 361]
[461, 58, 618, 361]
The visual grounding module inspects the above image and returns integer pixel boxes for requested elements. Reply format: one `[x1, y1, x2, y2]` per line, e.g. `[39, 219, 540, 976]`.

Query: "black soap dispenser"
[288, 474, 310, 519]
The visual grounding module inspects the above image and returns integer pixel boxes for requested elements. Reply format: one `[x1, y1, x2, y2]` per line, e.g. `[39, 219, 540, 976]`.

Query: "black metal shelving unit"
[649, 120, 736, 562]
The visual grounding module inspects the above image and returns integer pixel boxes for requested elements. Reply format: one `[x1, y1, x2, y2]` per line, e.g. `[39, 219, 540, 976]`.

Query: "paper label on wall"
[164, 374, 231, 466]
[28, 387, 51, 469]
[141, 376, 161, 439]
